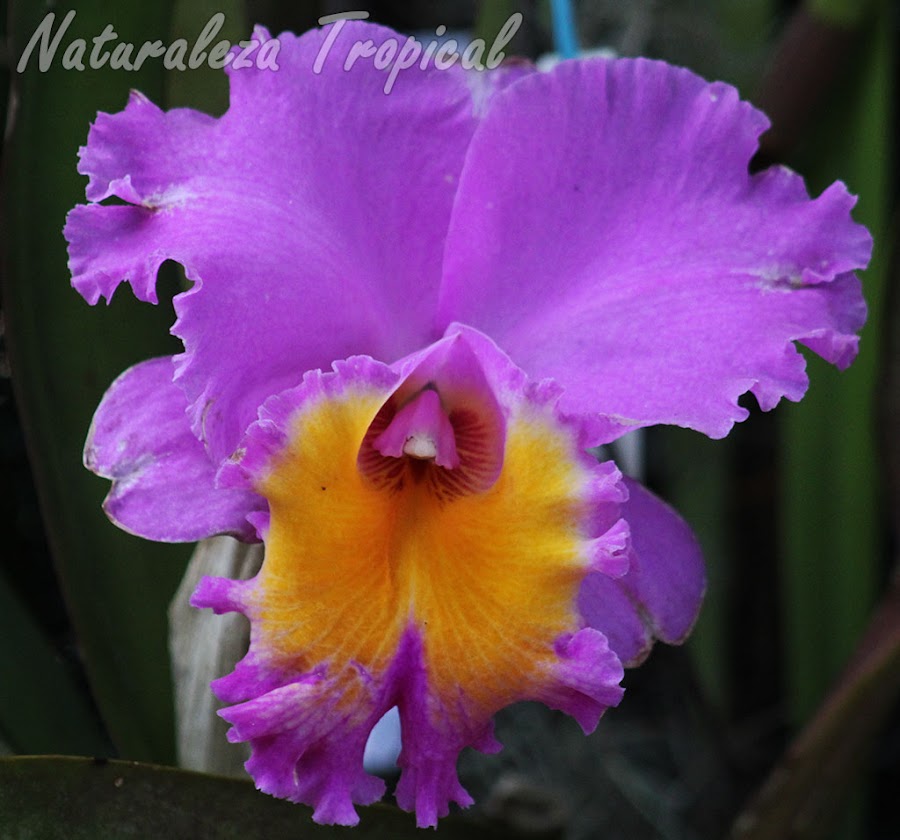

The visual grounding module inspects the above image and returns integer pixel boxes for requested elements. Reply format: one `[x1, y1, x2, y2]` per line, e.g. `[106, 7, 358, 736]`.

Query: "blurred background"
[1, 1, 897, 838]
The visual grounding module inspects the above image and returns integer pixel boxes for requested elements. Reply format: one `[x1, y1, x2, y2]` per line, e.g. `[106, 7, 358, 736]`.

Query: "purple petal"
[539, 629, 625, 733]
[221, 677, 386, 826]
[85, 357, 262, 542]
[439, 57, 871, 440]
[578, 574, 654, 668]
[66, 22, 490, 463]
[579, 478, 705, 666]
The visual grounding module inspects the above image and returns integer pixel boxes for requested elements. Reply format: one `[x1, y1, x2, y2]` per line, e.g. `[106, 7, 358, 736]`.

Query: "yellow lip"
[249, 379, 597, 725]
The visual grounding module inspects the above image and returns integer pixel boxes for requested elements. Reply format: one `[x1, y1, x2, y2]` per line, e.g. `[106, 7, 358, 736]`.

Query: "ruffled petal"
[85, 357, 262, 542]
[194, 332, 629, 825]
[579, 478, 705, 667]
[66, 22, 490, 462]
[439, 57, 871, 440]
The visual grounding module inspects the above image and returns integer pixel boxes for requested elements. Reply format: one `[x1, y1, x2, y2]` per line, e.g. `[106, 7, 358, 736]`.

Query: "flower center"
[372, 387, 460, 468]
[358, 383, 504, 502]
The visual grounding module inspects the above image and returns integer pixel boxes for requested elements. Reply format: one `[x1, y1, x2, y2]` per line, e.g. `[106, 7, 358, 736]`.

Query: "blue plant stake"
[551, 0, 579, 59]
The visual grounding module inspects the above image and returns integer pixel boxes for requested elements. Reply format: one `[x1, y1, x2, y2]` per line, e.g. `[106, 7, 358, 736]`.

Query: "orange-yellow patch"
[250, 384, 596, 723]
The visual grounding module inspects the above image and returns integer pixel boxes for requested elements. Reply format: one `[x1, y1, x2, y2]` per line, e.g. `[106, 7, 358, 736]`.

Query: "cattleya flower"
[65, 21, 869, 829]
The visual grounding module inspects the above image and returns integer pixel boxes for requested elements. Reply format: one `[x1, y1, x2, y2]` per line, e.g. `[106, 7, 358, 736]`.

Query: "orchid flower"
[65, 21, 870, 828]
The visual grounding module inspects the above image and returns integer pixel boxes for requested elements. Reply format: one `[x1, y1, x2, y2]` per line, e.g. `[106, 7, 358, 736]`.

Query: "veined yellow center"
[250, 383, 595, 721]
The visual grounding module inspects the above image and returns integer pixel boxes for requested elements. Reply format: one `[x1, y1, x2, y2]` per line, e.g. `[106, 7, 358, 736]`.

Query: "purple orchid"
[65, 21, 870, 828]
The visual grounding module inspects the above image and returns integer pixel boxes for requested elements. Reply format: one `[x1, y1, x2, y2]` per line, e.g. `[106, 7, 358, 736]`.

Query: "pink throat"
[372, 388, 460, 469]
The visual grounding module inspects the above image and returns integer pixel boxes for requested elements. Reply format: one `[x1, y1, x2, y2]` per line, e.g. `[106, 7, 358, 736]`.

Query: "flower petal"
[66, 22, 489, 462]
[439, 57, 871, 440]
[85, 357, 262, 542]
[195, 333, 627, 825]
[579, 478, 705, 666]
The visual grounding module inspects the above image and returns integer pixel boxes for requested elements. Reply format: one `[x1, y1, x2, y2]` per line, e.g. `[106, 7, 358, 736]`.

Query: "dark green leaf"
[0, 574, 108, 755]
[0, 756, 505, 840]
[730, 578, 900, 840]
[4, 1, 192, 761]
[780, 0, 891, 725]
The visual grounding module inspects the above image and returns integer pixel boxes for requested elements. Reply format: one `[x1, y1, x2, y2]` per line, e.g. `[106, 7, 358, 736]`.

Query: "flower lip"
[193, 330, 632, 826]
